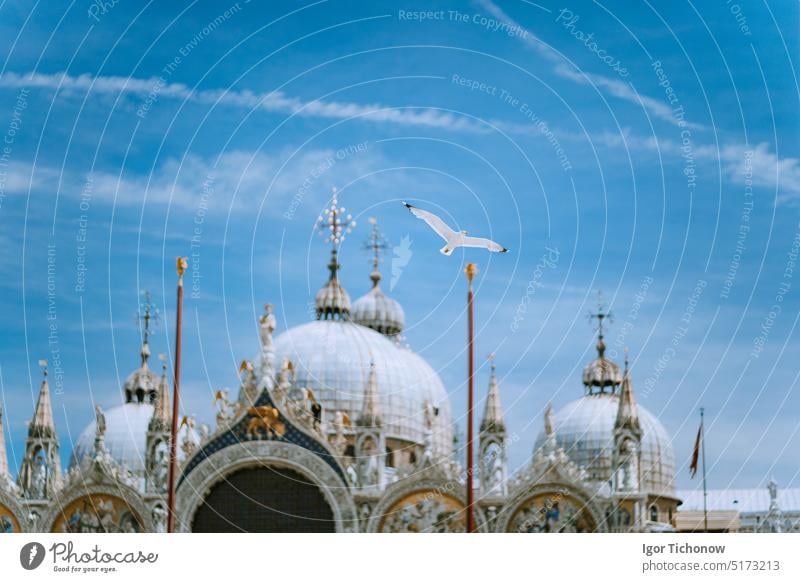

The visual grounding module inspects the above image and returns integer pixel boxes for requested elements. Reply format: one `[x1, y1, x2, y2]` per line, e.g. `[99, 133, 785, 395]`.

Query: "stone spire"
[615, 353, 641, 435]
[30, 362, 56, 440]
[480, 354, 505, 433]
[18, 360, 61, 499]
[479, 354, 507, 497]
[149, 355, 171, 433]
[315, 188, 356, 320]
[0, 405, 8, 480]
[357, 360, 381, 427]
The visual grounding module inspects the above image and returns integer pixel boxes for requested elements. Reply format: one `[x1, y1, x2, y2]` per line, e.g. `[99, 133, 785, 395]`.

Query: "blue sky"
[0, 0, 798, 492]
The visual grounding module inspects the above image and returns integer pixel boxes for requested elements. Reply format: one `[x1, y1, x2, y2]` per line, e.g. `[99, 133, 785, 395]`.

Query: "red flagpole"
[465, 263, 477, 533]
[167, 257, 187, 533]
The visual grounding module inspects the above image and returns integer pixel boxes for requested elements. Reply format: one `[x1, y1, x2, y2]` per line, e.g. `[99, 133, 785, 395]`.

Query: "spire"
[352, 217, 405, 336]
[357, 359, 381, 427]
[150, 355, 171, 433]
[137, 291, 159, 368]
[615, 351, 641, 434]
[0, 405, 8, 479]
[480, 354, 505, 433]
[367, 217, 389, 288]
[590, 298, 611, 360]
[30, 360, 56, 439]
[18, 359, 61, 499]
[315, 188, 355, 320]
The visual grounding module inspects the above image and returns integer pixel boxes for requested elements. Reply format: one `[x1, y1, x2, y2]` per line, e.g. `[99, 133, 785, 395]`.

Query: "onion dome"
[316, 249, 351, 319]
[315, 188, 355, 321]
[352, 217, 405, 336]
[124, 299, 159, 404]
[582, 307, 622, 393]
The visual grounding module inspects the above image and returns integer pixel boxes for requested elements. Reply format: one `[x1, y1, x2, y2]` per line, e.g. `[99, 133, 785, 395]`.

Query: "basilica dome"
[533, 393, 676, 495]
[272, 320, 453, 457]
[71, 402, 155, 476]
[70, 341, 198, 481]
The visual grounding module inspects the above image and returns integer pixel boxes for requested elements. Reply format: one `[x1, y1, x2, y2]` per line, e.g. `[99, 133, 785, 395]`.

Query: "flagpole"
[465, 263, 477, 533]
[167, 257, 187, 533]
[701, 407, 708, 532]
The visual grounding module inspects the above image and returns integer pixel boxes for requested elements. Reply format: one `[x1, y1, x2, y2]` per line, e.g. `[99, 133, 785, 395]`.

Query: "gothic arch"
[496, 480, 607, 533]
[0, 487, 28, 533]
[41, 482, 153, 533]
[367, 476, 488, 533]
[175, 440, 357, 532]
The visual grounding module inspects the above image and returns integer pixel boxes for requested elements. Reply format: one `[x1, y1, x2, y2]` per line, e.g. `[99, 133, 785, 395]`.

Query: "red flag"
[689, 424, 702, 478]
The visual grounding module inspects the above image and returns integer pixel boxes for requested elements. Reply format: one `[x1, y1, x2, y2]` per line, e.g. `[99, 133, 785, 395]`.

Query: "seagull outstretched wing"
[462, 236, 509, 253]
[403, 202, 456, 244]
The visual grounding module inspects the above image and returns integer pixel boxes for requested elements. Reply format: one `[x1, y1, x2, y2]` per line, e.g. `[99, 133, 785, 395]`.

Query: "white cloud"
[0, 71, 488, 134]
[0, 146, 394, 212]
[474, 0, 703, 129]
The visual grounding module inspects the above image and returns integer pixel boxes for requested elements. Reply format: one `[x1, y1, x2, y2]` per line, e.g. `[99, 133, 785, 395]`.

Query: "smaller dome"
[352, 278, 405, 336]
[72, 403, 154, 475]
[315, 249, 351, 319]
[71, 402, 198, 478]
[123, 366, 159, 404]
[582, 336, 622, 390]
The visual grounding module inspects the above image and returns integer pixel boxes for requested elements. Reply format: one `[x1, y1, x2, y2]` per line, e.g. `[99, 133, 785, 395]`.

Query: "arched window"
[649, 505, 658, 522]
[385, 446, 394, 468]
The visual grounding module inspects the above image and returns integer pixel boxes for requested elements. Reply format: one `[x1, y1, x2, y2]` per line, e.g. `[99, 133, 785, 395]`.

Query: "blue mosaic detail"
[178, 390, 346, 486]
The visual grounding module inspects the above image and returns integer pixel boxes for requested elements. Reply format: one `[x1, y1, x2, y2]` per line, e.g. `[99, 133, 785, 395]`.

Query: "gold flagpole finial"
[176, 257, 188, 279]
[465, 263, 477, 284]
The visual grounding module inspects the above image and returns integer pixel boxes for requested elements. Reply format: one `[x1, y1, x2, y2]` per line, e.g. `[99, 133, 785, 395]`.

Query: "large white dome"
[271, 320, 453, 457]
[533, 394, 676, 495]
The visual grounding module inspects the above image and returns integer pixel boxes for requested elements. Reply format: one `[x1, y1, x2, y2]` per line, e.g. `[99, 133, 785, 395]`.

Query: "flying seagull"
[403, 202, 509, 256]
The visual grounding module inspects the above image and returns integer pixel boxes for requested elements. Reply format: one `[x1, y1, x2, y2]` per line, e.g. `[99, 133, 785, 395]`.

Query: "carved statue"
[95, 405, 106, 438]
[273, 359, 293, 404]
[544, 402, 554, 437]
[259, 304, 277, 351]
[331, 410, 351, 454]
[152, 504, 167, 533]
[214, 389, 234, 429]
[246, 406, 286, 440]
[768, 479, 778, 503]
[30, 453, 47, 498]
[179, 416, 198, 457]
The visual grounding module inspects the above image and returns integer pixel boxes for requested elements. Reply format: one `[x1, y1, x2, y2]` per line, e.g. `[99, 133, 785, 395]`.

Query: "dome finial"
[137, 291, 159, 368]
[365, 216, 389, 288]
[315, 188, 355, 320]
[352, 216, 406, 335]
[589, 292, 612, 360]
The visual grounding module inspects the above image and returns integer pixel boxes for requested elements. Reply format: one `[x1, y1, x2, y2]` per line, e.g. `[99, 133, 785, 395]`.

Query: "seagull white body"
[403, 202, 509, 256]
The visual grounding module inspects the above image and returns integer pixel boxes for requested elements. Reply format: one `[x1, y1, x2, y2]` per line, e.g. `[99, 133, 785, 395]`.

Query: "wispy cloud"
[474, 0, 702, 130]
[0, 71, 488, 133]
[1, 146, 393, 211]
